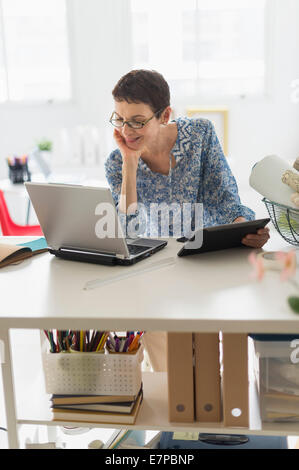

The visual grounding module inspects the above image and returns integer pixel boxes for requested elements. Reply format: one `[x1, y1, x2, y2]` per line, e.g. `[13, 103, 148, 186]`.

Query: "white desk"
[0, 230, 298, 332]
[1, 229, 299, 448]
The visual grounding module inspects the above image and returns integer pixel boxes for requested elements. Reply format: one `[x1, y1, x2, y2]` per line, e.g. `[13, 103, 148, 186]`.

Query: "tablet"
[177, 218, 270, 257]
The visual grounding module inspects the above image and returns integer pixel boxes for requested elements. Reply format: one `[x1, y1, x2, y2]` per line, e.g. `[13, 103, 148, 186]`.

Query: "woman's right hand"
[113, 129, 143, 172]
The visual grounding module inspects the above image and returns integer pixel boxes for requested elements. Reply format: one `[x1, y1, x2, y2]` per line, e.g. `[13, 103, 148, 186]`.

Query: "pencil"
[128, 333, 140, 352]
[96, 332, 108, 352]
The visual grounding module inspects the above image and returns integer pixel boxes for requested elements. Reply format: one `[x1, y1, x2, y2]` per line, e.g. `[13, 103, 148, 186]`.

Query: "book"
[103, 429, 127, 449]
[263, 396, 299, 414]
[264, 411, 299, 421]
[0, 237, 48, 268]
[103, 429, 132, 449]
[52, 399, 136, 414]
[194, 333, 221, 422]
[263, 390, 299, 401]
[118, 432, 162, 450]
[52, 388, 143, 425]
[51, 387, 141, 406]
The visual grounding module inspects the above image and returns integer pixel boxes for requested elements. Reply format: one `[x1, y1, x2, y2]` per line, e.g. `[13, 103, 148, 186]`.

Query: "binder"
[194, 333, 221, 422]
[167, 332, 194, 422]
[222, 333, 249, 427]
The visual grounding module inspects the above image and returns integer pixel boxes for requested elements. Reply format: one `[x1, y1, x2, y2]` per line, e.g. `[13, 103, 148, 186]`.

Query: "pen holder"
[8, 162, 31, 184]
[70, 347, 105, 354]
[107, 343, 142, 354]
[42, 345, 144, 396]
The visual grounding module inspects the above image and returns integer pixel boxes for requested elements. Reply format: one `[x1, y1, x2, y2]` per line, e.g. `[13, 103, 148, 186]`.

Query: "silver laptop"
[25, 182, 167, 266]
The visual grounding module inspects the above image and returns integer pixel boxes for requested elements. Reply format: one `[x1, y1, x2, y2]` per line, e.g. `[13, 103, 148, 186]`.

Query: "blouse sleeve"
[104, 149, 123, 208]
[199, 120, 255, 226]
[104, 149, 145, 237]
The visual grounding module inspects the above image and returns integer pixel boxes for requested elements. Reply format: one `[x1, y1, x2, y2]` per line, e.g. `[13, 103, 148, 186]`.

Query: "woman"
[105, 69, 269, 246]
[105, 69, 270, 371]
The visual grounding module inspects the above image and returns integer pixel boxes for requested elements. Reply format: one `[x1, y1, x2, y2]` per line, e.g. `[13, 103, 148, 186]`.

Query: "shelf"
[3, 224, 299, 448]
[15, 371, 299, 436]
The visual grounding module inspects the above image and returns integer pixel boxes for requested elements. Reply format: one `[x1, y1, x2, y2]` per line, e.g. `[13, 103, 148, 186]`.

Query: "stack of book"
[51, 385, 143, 425]
[261, 389, 299, 422]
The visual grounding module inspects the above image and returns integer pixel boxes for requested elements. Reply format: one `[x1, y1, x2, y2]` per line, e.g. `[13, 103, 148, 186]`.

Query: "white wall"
[0, 0, 298, 191]
[173, 0, 299, 189]
[0, 0, 132, 181]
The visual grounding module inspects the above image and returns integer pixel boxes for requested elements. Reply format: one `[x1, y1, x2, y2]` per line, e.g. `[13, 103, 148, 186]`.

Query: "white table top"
[0, 175, 108, 194]
[1, 229, 299, 333]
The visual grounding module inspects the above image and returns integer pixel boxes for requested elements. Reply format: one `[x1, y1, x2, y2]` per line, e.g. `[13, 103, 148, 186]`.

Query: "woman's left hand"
[233, 216, 270, 248]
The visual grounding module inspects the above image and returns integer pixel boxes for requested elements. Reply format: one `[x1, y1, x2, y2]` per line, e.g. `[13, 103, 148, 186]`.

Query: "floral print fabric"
[104, 117, 255, 237]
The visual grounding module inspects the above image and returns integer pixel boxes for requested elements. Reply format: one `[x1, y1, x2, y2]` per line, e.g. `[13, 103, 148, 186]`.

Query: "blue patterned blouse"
[104, 117, 255, 237]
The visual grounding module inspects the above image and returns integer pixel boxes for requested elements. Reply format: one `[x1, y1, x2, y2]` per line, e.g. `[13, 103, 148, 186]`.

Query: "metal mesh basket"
[263, 197, 299, 246]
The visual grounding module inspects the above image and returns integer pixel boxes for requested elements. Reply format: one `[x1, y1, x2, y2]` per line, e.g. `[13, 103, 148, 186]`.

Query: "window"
[0, 0, 71, 103]
[131, 0, 266, 98]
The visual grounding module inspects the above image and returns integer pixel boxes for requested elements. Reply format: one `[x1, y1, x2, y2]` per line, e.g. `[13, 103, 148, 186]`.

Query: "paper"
[249, 155, 299, 209]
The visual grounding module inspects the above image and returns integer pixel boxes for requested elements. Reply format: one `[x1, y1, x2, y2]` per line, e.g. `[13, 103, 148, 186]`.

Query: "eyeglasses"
[109, 108, 163, 129]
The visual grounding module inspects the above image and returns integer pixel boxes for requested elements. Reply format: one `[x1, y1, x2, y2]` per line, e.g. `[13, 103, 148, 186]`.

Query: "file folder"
[222, 333, 249, 427]
[194, 333, 221, 422]
[167, 332, 194, 422]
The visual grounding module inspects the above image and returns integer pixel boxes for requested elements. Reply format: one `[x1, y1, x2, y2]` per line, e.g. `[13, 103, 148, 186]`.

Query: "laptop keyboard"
[128, 244, 149, 256]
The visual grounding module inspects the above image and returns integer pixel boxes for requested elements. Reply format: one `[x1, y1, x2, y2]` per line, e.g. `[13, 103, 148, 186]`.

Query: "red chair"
[0, 189, 43, 236]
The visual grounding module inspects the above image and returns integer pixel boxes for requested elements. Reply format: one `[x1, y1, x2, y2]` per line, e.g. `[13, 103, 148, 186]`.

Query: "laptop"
[25, 182, 167, 266]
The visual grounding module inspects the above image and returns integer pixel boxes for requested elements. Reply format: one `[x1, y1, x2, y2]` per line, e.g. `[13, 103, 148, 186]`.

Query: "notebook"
[52, 388, 143, 425]
[25, 182, 167, 266]
[52, 400, 136, 414]
[0, 237, 48, 268]
[51, 391, 138, 406]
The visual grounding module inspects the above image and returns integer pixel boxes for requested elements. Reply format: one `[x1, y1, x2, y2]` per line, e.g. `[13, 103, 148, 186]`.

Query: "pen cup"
[107, 343, 141, 355]
[107, 334, 143, 354]
[42, 345, 144, 396]
[7, 161, 31, 184]
[70, 347, 105, 354]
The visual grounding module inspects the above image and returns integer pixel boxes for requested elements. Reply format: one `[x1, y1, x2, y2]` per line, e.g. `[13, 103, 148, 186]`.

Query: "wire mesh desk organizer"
[249, 155, 299, 246]
[263, 198, 299, 246]
[41, 331, 144, 425]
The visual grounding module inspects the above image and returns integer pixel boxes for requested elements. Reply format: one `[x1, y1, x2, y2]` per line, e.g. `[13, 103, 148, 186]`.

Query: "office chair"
[0, 189, 43, 236]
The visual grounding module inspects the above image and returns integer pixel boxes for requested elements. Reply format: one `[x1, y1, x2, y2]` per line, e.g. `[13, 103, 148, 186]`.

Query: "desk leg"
[26, 199, 31, 225]
[0, 329, 19, 449]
